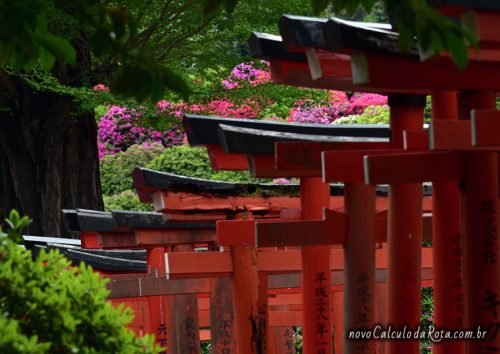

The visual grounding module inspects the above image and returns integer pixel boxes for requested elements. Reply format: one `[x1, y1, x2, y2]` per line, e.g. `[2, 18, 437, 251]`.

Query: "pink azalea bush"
[222, 61, 271, 89]
[97, 105, 183, 159]
[288, 91, 387, 124]
[92, 84, 109, 92]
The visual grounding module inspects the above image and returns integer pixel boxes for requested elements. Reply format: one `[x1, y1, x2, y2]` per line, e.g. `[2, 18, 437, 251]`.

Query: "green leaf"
[446, 32, 469, 70]
[36, 33, 76, 65]
[160, 67, 191, 100]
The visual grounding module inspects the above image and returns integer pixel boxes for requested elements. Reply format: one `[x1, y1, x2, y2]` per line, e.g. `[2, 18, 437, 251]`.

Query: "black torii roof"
[217, 124, 388, 155]
[62, 208, 216, 233]
[183, 114, 390, 147]
[23, 235, 147, 273]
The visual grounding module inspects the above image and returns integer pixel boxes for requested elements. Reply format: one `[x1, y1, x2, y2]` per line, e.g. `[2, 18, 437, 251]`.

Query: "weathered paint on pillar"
[169, 244, 201, 354]
[300, 177, 332, 354]
[332, 291, 344, 354]
[273, 326, 297, 354]
[431, 91, 465, 354]
[458, 91, 500, 354]
[344, 182, 376, 354]
[231, 244, 263, 354]
[374, 282, 387, 354]
[386, 95, 424, 354]
[210, 277, 236, 353]
[147, 247, 169, 353]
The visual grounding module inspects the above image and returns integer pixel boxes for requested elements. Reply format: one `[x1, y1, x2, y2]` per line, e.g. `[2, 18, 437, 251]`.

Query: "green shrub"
[103, 190, 154, 212]
[334, 105, 390, 125]
[0, 210, 159, 354]
[146, 145, 270, 183]
[100, 142, 165, 195]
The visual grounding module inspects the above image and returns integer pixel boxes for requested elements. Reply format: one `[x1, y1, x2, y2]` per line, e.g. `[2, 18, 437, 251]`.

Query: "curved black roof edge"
[133, 168, 432, 198]
[323, 17, 418, 57]
[218, 124, 389, 155]
[133, 167, 301, 197]
[279, 15, 330, 51]
[248, 32, 306, 62]
[31, 243, 147, 273]
[183, 114, 390, 147]
[63, 208, 217, 232]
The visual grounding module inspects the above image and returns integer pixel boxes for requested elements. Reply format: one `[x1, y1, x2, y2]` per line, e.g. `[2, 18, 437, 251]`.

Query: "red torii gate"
[248, 4, 499, 353]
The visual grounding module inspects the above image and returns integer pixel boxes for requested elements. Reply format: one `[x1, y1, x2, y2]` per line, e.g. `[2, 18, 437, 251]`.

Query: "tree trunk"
[0, 73, 103, 236]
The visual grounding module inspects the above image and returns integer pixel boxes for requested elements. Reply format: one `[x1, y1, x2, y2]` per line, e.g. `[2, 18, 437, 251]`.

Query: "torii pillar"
[458, 91, 499, 354]
[387, 94, 425, 354]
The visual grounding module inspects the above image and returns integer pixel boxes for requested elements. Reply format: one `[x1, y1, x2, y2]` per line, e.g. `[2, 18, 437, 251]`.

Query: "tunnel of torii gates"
[25, 1, 500, 354]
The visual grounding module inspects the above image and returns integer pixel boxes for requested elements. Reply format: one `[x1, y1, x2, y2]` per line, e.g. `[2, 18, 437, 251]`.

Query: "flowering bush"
[287, 92, 387, 124]
[92, 83, 110, 92]
[222, 61, 271, 89]
[334, 105, 390, 125]
[346, 93, 387, 115]
[97, 105, 183, 158]
[100, 142, 165, 195]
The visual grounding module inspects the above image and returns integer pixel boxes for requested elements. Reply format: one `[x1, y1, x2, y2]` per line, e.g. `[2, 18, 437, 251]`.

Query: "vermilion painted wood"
[462, 10, 500, 50]
[471, 109, 500, 147]
[168, 244, 201, 354]
[217, 218, 299, 246]
[206, 144, 248, 170]
[430, 120, 472, 150]
[322, 149, 405, 182]
[107, 277, 211, 298]
[80, 231, 100, 249]
[250, 154, 319, 177]
[163, 247, 434, 277]
[332, 291, 344, 354]
[219, 210, 432, 247]
[343, 182, 376, 354]
[299, 178, 333, 354]
[351, 51, 500, 91]
[153, 190, 301, 214]
[255, 218, 345, 247]
[146, 247, 170, 351]
[269, 59, 358, 91]
[403, 129, 429, 150]
[386, 100, 424, 354]
[275, 141, 390, 172]
[273, 326, 297, 354]
[458, 91, 500, 354]
[314, 50, 429, 92]
[430, 91, 464, 354]
[364, 151, 465, 184]
[231, 245, 263, 354]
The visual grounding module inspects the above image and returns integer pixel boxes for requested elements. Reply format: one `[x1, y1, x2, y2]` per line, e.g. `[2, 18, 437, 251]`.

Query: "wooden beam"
[249, 154, 319, 178]
[322, 149, 404, 182]
[430, 120, 473, 150]
[462, 10, 500, 50]
[471, 109, 500, 148]
[163, 247, 434, 278]
[275, 141, 390, 172]
[255, 218, 345, 247]
[107, 277, 211, 299]
[207, 144, 248, 170]
[364, 151, 465, 184]
[351, 51, 500, 91]
[154, 190, 300, 214]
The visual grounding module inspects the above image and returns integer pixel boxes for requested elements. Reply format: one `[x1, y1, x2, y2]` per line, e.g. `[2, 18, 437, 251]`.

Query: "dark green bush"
[0, 210, 159, 354]
[146, 145, 270, 183]
[103, 190, 154, 212]
[100, 142, 165, 195]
